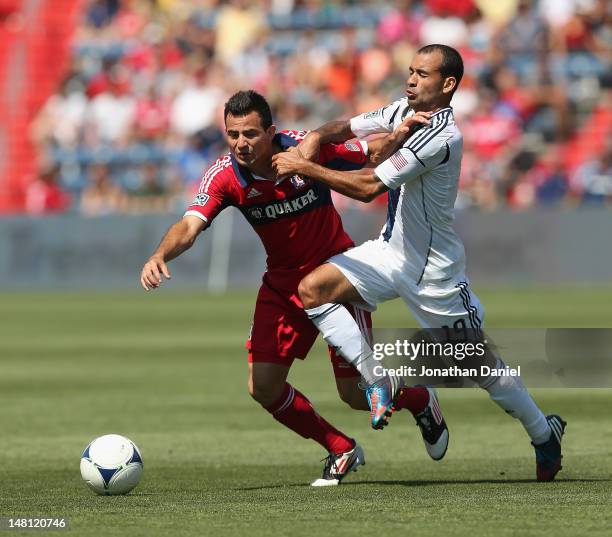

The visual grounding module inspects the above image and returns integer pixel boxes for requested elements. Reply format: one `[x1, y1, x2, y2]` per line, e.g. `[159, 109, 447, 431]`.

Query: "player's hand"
[272, 151, 307, 177]
[141, 256, 172, 291]
[294, 132, 320, 162]
[395, 111, 432, 140]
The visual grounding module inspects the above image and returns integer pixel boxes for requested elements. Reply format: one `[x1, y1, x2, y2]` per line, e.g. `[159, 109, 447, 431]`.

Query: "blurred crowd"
[28, 0, 611, 216]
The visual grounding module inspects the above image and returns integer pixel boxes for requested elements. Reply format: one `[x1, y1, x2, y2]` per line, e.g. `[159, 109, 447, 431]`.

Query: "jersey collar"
[230, 154, 254, 188]
[230, 133, 300, 188]
[273, 132, 299, 150]
[432, 106, 453, 117]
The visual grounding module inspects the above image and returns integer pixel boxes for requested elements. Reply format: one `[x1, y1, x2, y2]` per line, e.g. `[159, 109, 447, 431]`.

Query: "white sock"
[484, 360, 551, 444]
[305, 303, 380, 384]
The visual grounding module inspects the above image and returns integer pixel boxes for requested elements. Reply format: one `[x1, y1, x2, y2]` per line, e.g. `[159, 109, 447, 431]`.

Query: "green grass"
[1, 287, 611, 536]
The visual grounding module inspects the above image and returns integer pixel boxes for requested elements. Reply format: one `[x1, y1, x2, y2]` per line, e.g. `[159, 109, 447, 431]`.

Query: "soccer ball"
[80, 434, 143, 495]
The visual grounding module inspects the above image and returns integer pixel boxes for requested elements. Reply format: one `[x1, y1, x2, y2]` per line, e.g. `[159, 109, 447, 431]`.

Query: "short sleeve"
[318, 140, 368, 171]
[350, 98, 409, 138]
[184, 161, 234, 223]
[375, 135, 449, 190]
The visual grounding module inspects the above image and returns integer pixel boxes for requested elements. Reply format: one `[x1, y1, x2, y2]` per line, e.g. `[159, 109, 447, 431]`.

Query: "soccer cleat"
[413, 387, 449, 461]
[366, 375, 403, 430]
[533, 414, 566, 482]
[310, 442, 365, 487]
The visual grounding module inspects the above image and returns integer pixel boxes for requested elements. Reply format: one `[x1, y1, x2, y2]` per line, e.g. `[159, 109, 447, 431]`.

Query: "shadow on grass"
[237, 477, 612, 491]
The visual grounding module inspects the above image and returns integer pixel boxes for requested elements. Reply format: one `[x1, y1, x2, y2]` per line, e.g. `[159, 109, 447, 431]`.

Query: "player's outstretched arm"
[272, 151, 387, 203]
[140, 215, 207, 291]
[366, 111, 432, 164]
[298, 120, 355, 161]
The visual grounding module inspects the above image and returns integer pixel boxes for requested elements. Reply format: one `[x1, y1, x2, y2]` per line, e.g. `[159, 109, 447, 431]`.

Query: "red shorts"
[246, 275, 370, 379]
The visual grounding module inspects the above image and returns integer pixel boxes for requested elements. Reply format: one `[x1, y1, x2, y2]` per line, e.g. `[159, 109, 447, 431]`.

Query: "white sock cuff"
[304, 303, 341, 320]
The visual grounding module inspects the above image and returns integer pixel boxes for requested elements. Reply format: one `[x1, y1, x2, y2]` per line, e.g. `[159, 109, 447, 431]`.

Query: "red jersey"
[185, 130, 367, 282]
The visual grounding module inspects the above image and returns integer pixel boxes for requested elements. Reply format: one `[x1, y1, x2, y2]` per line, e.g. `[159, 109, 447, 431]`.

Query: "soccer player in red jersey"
[140, 90, 443, 486]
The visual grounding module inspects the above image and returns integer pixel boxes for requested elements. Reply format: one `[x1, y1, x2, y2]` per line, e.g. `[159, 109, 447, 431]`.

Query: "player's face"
[405, 51, 456, 111]
[225, 112, 276, 168]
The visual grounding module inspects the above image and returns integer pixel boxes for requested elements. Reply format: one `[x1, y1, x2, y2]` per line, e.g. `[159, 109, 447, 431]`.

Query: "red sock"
[266, 383, 354, 455]
[395, 386, 430, 416]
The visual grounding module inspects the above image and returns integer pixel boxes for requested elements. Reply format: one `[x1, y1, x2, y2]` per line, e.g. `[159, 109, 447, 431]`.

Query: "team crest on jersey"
[191, 193, 210, 206]
[290, 175, 306, 189]
[345, 143, 360, 152]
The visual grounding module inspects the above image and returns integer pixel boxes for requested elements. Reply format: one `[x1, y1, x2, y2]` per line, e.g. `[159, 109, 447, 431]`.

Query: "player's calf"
[335, 377, 370, 411]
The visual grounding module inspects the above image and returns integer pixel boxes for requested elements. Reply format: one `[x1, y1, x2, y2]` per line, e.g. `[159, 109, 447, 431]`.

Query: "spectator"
[474, 0, 519, 26]
[527, 145, 570, 206]
[214, 0, 268, 66]
[25, 163, 72, 216]
[419, 10, 469, 47]
[169, 67, 225, 137]
[87, 68, 136, 144]
[463, 89, 522, 161]
[572, 138, 612, 205]
[127, 161, 174, 213]
[174, 128, 225, 188]
[377, 0, 421, 46]
[80, 163, 128, 216]
[31, 75, 87, 148]
[85, 0, 120, 29]
[133, 85, 171, 141]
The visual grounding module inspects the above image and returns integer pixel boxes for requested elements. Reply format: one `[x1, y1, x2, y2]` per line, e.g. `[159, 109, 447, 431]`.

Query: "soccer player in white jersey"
[273, 44, 566, 481]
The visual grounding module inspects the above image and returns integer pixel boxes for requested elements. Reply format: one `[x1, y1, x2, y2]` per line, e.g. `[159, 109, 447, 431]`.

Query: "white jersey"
[350, 99, 466, 284]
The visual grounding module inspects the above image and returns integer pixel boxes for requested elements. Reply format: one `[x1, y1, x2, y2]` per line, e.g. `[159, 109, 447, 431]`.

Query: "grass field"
[1, 286, 611, 536]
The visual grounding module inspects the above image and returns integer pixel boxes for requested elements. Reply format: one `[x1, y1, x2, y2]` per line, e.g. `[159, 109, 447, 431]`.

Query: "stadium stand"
[0, 0, 610, 214]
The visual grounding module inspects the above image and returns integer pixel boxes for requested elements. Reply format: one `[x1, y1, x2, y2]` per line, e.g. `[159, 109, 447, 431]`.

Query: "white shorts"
[328, 238, 485, 330]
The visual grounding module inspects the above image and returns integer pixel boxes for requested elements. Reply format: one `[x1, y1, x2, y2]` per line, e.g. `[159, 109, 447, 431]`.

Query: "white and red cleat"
[311, 442, 365, 487]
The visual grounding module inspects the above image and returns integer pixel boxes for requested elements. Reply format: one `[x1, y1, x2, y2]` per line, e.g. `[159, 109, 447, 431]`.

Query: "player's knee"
[298, 273, 323, 309]
[247, 378, 265, 403]
[249, 383, 270, 406]
[248, 377, 283, 407]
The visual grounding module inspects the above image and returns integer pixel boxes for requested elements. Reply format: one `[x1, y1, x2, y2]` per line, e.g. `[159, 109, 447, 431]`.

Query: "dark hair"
[417, 44, 464, 94]
[224, 90, 273, 129]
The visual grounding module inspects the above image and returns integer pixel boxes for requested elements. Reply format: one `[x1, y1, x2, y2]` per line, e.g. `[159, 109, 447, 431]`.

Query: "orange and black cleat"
[366, 376, 403, 430]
